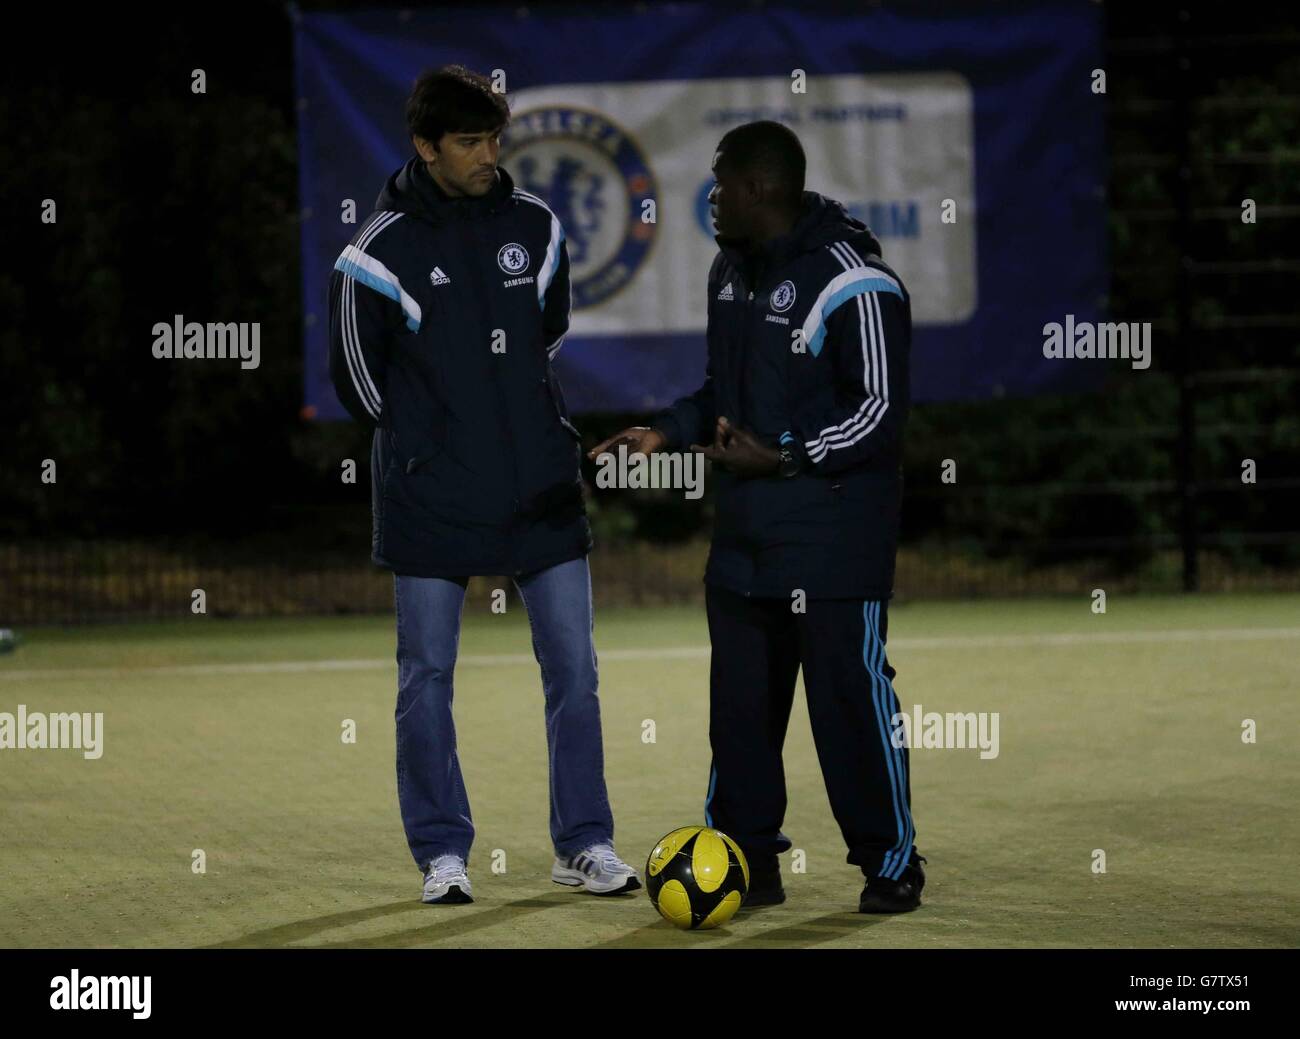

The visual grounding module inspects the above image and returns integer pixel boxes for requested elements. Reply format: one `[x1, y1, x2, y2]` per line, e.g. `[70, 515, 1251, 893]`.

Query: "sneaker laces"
[583, 843, 631, 875]
[427, 855, 466, 884]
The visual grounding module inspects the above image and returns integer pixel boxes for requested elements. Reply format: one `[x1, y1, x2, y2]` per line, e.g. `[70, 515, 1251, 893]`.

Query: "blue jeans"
[393, 556, 615, 871]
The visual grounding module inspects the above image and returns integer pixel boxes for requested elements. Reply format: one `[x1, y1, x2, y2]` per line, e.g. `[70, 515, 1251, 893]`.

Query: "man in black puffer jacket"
[593, 121, 925, 915]
[328, 66, 639, 905]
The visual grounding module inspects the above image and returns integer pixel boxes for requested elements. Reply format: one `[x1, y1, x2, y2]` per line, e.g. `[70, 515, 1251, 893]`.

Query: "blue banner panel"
[294, 2, 1105, 417]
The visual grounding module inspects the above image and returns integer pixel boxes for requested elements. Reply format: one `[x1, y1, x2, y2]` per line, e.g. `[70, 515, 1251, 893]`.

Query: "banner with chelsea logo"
[294, 2, 1104, 417]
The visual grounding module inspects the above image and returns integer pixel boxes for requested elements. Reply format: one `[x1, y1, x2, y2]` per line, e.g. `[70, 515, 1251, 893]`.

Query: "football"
[645, 826, 749, 930]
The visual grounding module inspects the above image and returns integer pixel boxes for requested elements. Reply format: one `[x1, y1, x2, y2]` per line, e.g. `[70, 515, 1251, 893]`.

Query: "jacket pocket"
[828, 470, 880, 504]
[376, 426, 400, 499]
[387, 406, 449, 476]
[405, 448, 446, 475]
[543, 369, 582, 442]
[387, 447, 489, 525]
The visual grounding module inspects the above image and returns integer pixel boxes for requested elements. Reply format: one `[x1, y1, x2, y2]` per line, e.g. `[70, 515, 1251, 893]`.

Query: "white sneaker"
[552, 842, 642, 895]
[422, 853, 473, 904]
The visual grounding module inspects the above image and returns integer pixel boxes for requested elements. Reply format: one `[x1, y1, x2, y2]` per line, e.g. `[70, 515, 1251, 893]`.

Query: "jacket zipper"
[739, 252, 764, 438]
[739, 265, 759, 598]
[465, 220, 521, 576]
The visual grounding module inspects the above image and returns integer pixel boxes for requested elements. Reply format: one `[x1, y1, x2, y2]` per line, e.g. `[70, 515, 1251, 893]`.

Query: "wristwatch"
[777, 443, 801, 479]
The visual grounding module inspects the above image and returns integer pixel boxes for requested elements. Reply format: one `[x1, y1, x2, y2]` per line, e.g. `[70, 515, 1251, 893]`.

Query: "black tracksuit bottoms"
[703, 583, 918, 880]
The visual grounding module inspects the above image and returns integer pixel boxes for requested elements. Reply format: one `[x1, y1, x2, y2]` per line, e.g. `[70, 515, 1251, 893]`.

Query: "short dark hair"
[717, 120, 806, 207]
[406, 65, 510, 148]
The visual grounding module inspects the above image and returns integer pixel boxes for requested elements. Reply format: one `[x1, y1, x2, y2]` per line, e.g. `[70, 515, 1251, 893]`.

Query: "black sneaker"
[858, 853, 926, 914]
[741, 859, 785, 908]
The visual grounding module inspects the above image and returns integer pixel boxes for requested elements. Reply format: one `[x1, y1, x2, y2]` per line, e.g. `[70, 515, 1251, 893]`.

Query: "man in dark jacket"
[592, 121, 925, 913]
[328, 66, 639, 904]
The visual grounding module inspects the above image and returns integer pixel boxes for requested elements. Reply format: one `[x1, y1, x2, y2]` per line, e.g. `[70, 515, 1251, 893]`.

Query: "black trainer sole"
[741, 889, 786, 908]
[857, 895, 920, 914]
[591, 876, 643, 896]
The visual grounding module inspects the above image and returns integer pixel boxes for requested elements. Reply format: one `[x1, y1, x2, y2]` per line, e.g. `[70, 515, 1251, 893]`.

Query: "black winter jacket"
[328, 158, 591, 578]
[654, 192, 911, 600]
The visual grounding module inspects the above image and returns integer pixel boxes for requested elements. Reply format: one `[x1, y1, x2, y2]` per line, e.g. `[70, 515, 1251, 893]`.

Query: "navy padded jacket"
[654, 192, 911, 600]
[328, 157, 591, 578]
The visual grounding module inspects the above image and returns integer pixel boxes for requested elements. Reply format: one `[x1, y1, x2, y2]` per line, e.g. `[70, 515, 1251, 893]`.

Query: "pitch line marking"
[2, 627, 1299, 682]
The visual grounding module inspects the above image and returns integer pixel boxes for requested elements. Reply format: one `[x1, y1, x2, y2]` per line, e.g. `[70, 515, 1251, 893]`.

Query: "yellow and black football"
[645, 826, 749, 930]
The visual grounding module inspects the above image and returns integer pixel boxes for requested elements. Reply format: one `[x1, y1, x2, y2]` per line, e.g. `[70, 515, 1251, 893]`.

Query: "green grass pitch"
[1, 593, 1297, 948]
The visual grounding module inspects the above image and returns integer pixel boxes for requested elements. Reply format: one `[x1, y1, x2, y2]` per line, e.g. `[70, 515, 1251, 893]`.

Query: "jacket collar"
[376, 155, 516, 227]
[717, 190, 882, 289]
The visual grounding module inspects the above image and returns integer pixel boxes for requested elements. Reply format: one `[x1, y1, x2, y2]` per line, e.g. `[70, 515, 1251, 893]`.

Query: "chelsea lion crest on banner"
[501, 106, 657, 309]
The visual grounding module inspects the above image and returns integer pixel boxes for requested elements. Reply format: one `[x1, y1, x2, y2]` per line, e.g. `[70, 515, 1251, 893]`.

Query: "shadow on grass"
[203, 890, 895, 949]
[718, 910, 894, 948]
[205, 890, 639, 949]
[591, 905, 894, 948]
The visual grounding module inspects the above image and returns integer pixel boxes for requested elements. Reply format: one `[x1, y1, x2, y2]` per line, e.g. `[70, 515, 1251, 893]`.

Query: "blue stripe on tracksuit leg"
[879, 602, 915, 879]
[864, 601, 914, 879]
[877, 602, 916, 879]
[863, 602, 904, 877]
[704, 761, 717, 827]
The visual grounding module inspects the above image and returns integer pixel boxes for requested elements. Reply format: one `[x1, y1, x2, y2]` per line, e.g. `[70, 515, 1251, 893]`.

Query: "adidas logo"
[429, 266, 451, 286]
[717, 282, 734, 301]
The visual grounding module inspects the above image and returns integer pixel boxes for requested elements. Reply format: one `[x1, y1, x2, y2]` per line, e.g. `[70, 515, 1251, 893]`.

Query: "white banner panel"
[501, 72, 976, 334]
